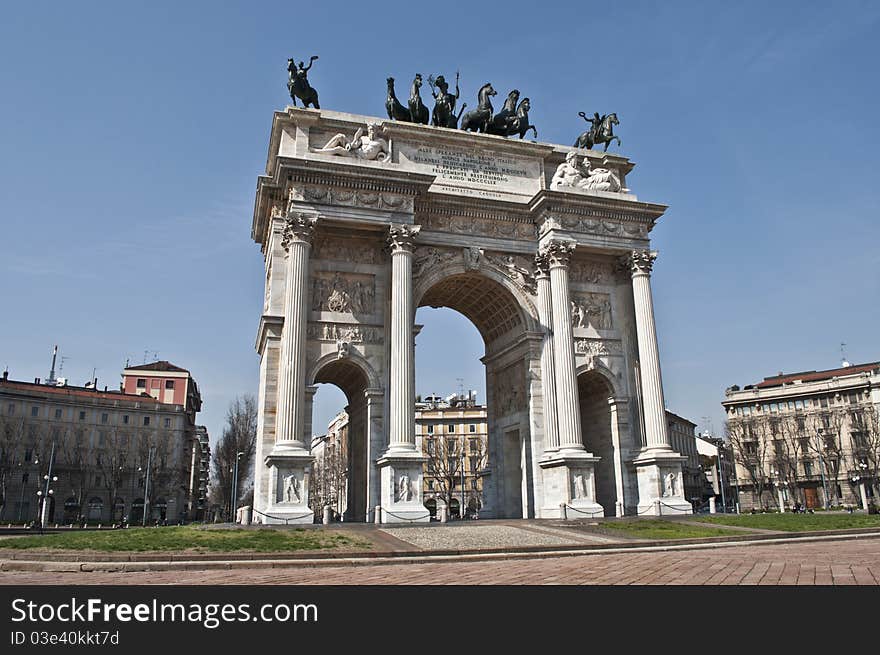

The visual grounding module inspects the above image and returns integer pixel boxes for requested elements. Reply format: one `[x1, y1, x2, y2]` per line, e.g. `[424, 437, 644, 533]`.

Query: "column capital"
[282, 212, 318, 250]
[624, 249, 658, 276]
[387, 224, 421, 254]
[533, 252, 551, 279]
[540, 238, 576, 269]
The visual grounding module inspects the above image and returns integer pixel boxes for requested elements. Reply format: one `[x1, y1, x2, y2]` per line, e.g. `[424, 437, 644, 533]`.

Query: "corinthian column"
[626, 249, 691, 515]
[377, 223, 429, 523]
[545, 238, 585, 452]
[627, 250, 671, 452]
[535, 253, 559, 454]
[386, 223, 420, 453]
[274, 212, 317, 451]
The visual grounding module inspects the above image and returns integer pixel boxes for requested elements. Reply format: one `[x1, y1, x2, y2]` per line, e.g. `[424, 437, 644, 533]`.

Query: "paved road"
[2, 535, 879, 585]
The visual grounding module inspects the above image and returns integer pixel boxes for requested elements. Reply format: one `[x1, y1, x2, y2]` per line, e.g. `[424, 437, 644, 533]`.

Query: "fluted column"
[274, 212, 317, 451]
[535, 253, 560, 453]
[544, 238, 585, 452]
[627, 250, 671, 451]
[387, 224, 420, 452]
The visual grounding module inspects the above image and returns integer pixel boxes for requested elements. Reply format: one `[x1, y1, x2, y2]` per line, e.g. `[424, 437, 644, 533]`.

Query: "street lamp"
[142, 447, 154, 527]
[770, 468, 786, 513]
[815, 429, 830, 510]
[36, 441, 57, 531]
[231, 451, 245, 523]
[717, 451, 727, 513]
[851, 461, 869, 511]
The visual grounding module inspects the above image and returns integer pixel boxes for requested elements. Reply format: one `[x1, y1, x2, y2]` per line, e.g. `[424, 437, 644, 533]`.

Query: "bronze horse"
[386, 77, 410, 121]
[408, 74, 429, 125]
[460, 82, 497, 133]
[574, 112, 620, 151]
[487, 89, 520, 135]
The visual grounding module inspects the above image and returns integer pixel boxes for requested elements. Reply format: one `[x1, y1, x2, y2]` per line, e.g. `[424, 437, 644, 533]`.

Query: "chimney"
[35, 377, 40, 384]
[2, 369, 7, 381]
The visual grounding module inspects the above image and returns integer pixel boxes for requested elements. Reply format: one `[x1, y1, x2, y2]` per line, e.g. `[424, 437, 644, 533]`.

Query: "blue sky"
[1, 1, 878, 445]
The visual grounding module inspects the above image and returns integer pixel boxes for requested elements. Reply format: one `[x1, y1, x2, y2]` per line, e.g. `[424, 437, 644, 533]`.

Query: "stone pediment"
[252, 107, 665, 248]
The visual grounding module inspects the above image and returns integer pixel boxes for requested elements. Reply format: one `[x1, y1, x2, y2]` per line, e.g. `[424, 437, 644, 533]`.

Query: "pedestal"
[539, 453, 604, 519]
[633, 451, 692, 516]
[377, 453, 430, 523]
[262, 445, 314, 524]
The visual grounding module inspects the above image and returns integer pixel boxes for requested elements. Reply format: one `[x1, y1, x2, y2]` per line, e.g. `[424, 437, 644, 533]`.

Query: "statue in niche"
[663, 472, 676, 497]
[311, 123, 390, 162]
[287, 56, 320, 109]
[397, 474, 412, 502]
[284, 474, 301, 503]
[573, 473, 588, 500]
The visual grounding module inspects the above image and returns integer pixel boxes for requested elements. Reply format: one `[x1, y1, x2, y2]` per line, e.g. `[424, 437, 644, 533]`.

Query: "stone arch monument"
[250, 107, 691, 523]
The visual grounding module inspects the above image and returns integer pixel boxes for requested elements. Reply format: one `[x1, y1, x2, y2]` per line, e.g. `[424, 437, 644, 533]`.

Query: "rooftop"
[124, 360, 190, 373]
[754, 362, 880, 389]
[0, 377, 162, 404]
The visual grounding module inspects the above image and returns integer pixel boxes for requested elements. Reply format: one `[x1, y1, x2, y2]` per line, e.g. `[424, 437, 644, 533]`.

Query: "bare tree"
[95, 425, 130, 523]
[424, 433, 488, 517]
[59, 426, 97, 521]
[308, 436, 347, 518]
[726, 417, 771, 510]
[0, 414, 27, 521]
[210, 395, 257, 520]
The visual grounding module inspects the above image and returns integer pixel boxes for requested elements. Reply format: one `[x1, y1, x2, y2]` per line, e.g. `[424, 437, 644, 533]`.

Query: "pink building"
[122, 361, 202, 424]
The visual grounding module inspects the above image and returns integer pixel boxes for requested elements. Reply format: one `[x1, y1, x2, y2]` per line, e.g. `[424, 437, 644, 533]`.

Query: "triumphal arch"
[250, 107, 692, 523]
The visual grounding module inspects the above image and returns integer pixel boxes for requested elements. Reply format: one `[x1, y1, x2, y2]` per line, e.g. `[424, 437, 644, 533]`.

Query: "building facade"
[416, 393, 488, 519]
[0, 361, 205, 524]
[722, 361, 880, 511]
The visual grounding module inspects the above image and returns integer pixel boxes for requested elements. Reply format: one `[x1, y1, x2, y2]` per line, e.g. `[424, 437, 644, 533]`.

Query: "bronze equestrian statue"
[287, 56, 320, 109]
[574, 111, 621, 151]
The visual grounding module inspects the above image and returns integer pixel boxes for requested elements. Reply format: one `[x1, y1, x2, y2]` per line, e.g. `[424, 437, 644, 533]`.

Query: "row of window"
[136, 379, 175, 390]
[5, 404, 174, 428]
[731, 391, 868, 416]
[422, 423, 480, 434]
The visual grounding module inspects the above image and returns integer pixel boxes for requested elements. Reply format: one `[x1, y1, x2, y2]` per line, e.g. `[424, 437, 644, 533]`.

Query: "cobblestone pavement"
[380, 523, 619, 549]
[2, 535, 879, 585]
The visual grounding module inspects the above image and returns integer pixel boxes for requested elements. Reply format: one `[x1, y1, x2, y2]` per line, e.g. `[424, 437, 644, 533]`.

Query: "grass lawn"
[0, 526, 372, 553]
[690, 513, 880, 532]
[595, 519, 741, 540]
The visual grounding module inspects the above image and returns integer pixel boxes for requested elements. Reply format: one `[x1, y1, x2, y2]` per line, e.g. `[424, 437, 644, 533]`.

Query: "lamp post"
[35, 442, 57, 532]
[231, 451, 244, 523]
[717, 451, 727, 513]
[851, 461, 869, 511]
[142, 447, 154, 527]
[770, 468, 785, 513]
[815, 429, 830, 510]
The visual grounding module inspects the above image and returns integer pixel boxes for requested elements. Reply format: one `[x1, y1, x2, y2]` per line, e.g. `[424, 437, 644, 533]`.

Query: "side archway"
[577, 368, 621, 516]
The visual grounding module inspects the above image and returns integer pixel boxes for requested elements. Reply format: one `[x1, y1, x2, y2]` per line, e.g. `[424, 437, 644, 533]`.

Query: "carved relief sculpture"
[573, 473, 589, 500]
[307, 322, 384, 344]
[550, 151, 626, 193]
[663, 472, 676, 497]
[570, 293, 612, 330]
[484, 253, 536, 295]
[412, 246, 459, 279]
[310, 123, 390, 162]
[284, 474, 301, 503]
[397, 474, 412, 502]
[462, 247, 483, 270]
[311, 273, 376, 314]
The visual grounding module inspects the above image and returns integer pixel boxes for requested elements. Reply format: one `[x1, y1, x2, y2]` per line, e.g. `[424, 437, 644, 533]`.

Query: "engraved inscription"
[398, 143, 541, 194]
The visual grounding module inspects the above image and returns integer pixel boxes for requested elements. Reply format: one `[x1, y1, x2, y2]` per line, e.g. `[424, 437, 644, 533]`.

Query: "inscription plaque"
[397, 142, 542, 199]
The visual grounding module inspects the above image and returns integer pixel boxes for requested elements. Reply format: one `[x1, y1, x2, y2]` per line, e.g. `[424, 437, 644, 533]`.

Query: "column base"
[377, 452, 430, 524]
[257, 447, 314, 525]
[539, 451, 605, 519]
[633, 450, 692, 516]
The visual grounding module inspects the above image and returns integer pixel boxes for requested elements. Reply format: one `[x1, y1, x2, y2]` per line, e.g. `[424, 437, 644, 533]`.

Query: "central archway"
[415, 268, 541, 519]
